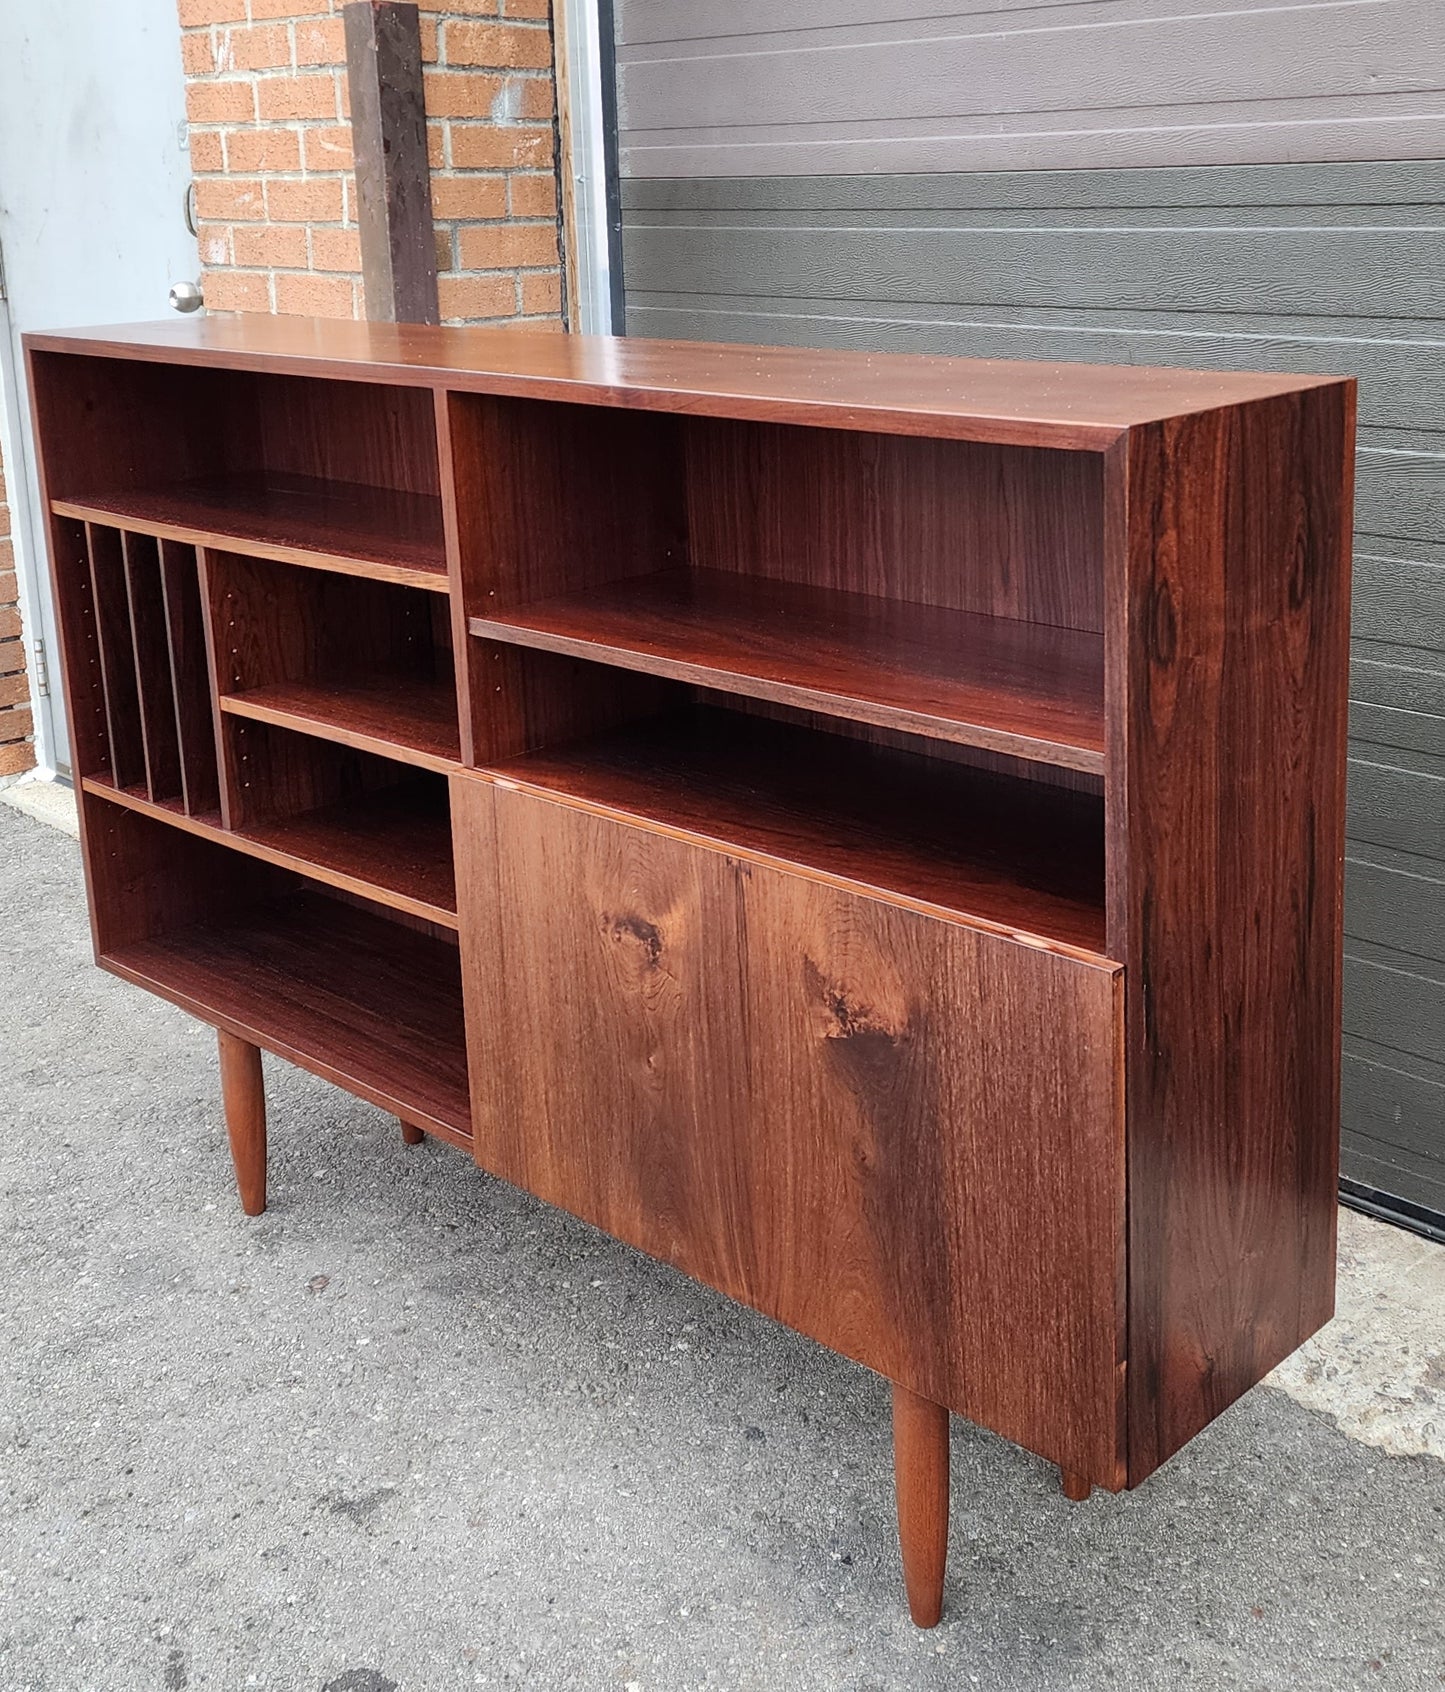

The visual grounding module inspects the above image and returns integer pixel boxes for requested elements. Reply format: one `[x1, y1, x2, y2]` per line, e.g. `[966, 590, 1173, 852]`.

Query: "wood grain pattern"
[893, 1384, 949, 1629]
[121, 531, 184, 805]
[219, 677, 460, 772]
[84, 523, 146, 790]
[1112, 382, 1354, 1481]
[486, 706, 1107, 955]
[218, 1030, 267, 1216]
[471, 568, 1105, 772]
[158, 540, 222, 818]
[456, 776, 1127, 1485]
[55, 474, 448, 591]
[683, 417, 1103, 632]
[24, 318, 1342, 451]
[101, 879, 472, 1147]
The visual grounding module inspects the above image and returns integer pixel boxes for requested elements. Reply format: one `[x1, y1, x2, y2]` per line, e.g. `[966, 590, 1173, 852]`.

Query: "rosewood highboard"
[24, 316, 1354, 1627]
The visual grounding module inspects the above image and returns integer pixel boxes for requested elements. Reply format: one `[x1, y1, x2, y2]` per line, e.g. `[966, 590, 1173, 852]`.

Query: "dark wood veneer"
[24, 317, 1353, 1630]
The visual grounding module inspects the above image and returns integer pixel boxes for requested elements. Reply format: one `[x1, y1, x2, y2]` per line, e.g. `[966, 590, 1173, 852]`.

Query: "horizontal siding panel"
[1345, 859, 1445, 964]
[616, 0, 1445, 174]
[1343, 955, 1445, 1065]
[620, 161, 1445, 210]
[621, 223, 1445, 319]
[1346, 758, 1445, 860]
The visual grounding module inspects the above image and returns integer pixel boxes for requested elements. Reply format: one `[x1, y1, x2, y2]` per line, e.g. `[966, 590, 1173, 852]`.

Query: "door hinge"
[31, 636, 50, 698]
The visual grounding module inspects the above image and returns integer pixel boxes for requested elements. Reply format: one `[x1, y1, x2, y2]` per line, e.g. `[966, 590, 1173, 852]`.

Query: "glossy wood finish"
[55, 474, 447, 591]
[24, 319, 1354, 1626]
[219, 1030, 267, 1216]
[893, 1385, 950, 1629]
[158, 540, 223, 817]
[399, 1118, 426, 1146]
[1061, 1469, 1093, 1502]
[455, 776, 1127, 1484]
[1112, 387, 1354, 1482]
[27, 316, 1343, 449]
[472, 569, 1105, 773]
[484, 706, 1106, 955]
[102, 876, 472, 1146]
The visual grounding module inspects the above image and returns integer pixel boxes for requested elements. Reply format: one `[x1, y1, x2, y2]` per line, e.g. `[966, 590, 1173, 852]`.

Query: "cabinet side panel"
[1118, 386, 1354, 1482]
[456, 777, 1126, 1484]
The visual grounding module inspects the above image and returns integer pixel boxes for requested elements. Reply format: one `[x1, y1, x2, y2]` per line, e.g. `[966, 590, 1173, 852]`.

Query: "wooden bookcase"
[25, 317, 1354, 1627]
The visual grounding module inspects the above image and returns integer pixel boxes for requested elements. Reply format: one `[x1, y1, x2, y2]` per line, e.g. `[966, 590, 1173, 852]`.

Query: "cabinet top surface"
[26, 315, 1348, 449]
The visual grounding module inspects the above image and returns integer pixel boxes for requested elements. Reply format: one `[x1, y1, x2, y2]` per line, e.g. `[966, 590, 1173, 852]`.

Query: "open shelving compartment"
[449, 393, 1110, 956]
[31, 350, 447, 589]
[34, 360, 472, 1144]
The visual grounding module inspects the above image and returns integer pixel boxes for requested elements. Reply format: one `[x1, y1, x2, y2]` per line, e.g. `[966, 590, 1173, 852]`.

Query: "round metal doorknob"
[169, 279, 204, 314]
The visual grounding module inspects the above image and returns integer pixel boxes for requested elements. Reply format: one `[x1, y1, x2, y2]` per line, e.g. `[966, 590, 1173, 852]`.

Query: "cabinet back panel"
[684, 419, 1104, 631]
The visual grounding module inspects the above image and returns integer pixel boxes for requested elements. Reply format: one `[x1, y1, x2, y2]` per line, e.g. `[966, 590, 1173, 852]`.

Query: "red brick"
[186, 79, 256, 124]
[247, 0, 329, 17]
[225, 22, 291, 71]
[295, 17, 347, 66]
[0, 738, 36, 777]
[0, 671, 31, 708]
[515, 75, 555, 120]
[194, 176, 265, 221]
[177, 0, 245, 23]
[310, 226, 362, 272]
[520, 271, 562, 315]
[434, 227, 455, 271]
[187, 129, 226, 173]
[0, 562, 16, 597]
[181, 31, 219, 75]
[224, 125, 302, 172]
[503, 0, 550, 16]
[431, 174, 508, 220]
[0, 503, 9, 538]
[508, 170, 556, 219]
[256, 74, 338, 122]
[198, 226, 234, 267]
[276, 272, 357, 318]
[301, 123, 353, 171]
[448, 123, 552, 170]
[266, 176, 344, 222]
[457, 221, 557, 271]
[423, 71, 504, 118]
[419, 16, 440, 61]
[203, 270, 271, 312]
[427, 121, 446, 168]
[418, 0, 498, 13]
[0, 634, 24, 673]
[438, 273, 516, 321]
[232, 224, 309, 268]
[446, 22, 552, 69]
[0, 608, 21, 643]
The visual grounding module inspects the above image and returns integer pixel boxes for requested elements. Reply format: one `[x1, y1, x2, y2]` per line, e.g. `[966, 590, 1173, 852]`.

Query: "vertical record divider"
[159, 539, 222, 819]
[84, 523, 146, 791]
[121, 530, 183, 804]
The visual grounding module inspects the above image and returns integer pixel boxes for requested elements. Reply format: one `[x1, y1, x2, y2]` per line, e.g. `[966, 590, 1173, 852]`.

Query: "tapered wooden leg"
[399, 1118, 425, 1145]
[892, 1382, 949, 1628]
[1061, 1468, 1092, 1502]
[218, 1030, 266, 1216]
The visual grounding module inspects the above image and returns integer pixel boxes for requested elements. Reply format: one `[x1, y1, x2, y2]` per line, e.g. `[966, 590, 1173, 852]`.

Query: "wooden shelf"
[470, 569, 1105, 774]
[54, 471, 448, 592]
[482, 707, 1107, 956]
[220, 675, 461, 772]
[85, 775, 458, 929]
[102, 888, 471, 1146]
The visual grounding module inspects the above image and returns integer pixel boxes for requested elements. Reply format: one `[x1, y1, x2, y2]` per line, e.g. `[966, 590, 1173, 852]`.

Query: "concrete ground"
[2, 791, 1443, 1692]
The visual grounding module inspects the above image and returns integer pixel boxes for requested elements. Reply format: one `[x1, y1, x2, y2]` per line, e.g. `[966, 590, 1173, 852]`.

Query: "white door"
[0, 0, 198, 775]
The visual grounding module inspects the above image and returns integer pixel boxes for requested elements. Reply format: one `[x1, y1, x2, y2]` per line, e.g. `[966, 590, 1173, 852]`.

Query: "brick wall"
[0, 444, 34, 777]
[179, 0, 563, 326]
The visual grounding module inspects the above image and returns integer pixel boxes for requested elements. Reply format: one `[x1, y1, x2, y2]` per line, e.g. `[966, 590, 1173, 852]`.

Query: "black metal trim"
[594, 0, 626, 333]
[1340, 1177, 1445, 1246]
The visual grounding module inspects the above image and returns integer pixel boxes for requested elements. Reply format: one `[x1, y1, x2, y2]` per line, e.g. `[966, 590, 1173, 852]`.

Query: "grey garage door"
[611, 2, 1445, 1227]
